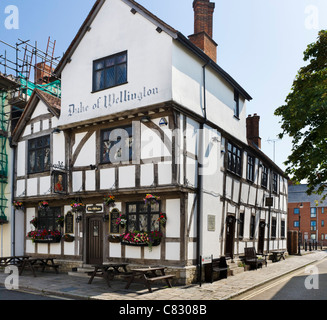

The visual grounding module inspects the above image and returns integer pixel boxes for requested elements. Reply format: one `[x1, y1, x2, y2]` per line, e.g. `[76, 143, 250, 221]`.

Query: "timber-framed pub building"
[11, 0, 288, 284]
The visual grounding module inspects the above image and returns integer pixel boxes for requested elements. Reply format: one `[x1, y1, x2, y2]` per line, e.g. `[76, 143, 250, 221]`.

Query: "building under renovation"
[0, 37, 61, 256]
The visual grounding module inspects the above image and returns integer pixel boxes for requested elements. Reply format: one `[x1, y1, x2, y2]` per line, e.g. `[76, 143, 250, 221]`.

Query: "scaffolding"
[0, 37, 61, 224]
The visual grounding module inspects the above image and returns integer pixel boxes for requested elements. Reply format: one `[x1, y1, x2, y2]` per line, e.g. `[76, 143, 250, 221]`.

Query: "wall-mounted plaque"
[110, 208, 120, 234]
[207, 215, 215, 232]
[65, 211, 74, 234]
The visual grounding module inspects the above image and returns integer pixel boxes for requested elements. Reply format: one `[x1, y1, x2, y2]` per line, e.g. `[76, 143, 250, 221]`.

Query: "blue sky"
[1, 0, 327, 172]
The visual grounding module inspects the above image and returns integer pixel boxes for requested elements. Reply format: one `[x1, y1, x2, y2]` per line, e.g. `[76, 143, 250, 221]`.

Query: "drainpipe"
[197, 61, 209, 283]
[10, 140, 16, 257]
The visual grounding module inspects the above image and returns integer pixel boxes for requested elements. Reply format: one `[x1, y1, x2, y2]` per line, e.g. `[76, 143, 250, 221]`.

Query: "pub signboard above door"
[86, 204, 104, 213]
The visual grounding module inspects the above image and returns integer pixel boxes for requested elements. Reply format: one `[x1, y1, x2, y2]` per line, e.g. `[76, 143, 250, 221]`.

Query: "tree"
[274, 30, 327, 197]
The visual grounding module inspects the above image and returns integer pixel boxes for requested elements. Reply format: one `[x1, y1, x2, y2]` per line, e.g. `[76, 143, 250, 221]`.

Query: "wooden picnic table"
[19, 257, 60, 277]
[270, 250, 286, 263]
[88, 263, 130, 287]
[125, 266, 175, 293]
[0, 256, 30, 267]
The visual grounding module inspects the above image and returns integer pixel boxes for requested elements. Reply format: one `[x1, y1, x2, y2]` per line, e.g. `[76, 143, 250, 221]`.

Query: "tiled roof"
[288, 184, 327, 207]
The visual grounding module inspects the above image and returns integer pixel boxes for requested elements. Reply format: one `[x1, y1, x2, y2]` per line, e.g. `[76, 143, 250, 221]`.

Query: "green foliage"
[275, 30, 327, 196]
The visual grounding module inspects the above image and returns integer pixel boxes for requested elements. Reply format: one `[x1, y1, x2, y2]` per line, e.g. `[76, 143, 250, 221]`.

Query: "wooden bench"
[204, 256, 228, 283]
[244, 247, 267, 270]
[125, 267, 175, 293]
[0, 256, 30, 268]
[270, 250, 286, 263]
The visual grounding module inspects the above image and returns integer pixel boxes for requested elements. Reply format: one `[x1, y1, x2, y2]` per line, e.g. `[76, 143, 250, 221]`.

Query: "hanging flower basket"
[63, 234, 75, 242]
[116, 214, 127, 228]
[13, 201, 24, 210]
[144, 194, 160, 205]
[56, 215, 64, 227]
[71, 200, 85, 213]
[104, 195, 116, 208]
[27, 229, 62, 243]
[38, 201, 49, 211]
[157, 213, 167, 228]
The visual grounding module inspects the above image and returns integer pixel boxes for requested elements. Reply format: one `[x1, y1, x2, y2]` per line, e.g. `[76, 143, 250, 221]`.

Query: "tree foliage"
[274, 30, 327, 196]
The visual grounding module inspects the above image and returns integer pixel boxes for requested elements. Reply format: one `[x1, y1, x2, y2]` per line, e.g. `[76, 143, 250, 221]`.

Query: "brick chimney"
[34, 62, 53, 85]
[246, 114, 261, 149]
[188, 0, 218, 62]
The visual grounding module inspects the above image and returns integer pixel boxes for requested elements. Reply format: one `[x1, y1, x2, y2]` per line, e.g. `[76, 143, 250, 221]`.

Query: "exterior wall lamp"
[76, 215, 83, 223]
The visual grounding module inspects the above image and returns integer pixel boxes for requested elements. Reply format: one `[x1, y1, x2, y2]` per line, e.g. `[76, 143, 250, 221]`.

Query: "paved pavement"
[0, 250, 326, 300]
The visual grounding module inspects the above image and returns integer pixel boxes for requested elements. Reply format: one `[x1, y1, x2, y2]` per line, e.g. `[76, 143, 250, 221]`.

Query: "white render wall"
[59, 0, 173, 127]
[172, 42, 248, 144]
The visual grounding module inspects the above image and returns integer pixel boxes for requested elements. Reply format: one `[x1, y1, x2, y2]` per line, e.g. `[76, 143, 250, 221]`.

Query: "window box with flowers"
[121, 230, 163, 251]
[27, 229, 62, 243]
[108, 234, 122, 243]
[63, 234, 75, 242]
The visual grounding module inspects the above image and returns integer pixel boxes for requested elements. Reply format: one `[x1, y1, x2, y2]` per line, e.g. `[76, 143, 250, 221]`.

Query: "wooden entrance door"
[225, 215, 235, 259]
[87, 217, 103, 265]
[258, 221, 265, 254]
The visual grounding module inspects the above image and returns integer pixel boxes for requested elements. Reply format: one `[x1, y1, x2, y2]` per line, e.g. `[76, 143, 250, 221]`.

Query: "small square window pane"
[105, 57, 115, 67]
[116, 54, 127, 64]
[94, 61, 104, 70]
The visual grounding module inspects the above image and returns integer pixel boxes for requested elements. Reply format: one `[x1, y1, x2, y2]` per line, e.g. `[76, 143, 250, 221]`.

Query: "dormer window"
[93, 51, 127, 92]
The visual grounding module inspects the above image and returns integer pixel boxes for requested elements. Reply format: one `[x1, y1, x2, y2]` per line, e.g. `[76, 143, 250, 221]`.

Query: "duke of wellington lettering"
[68, 86, 159, 117]
[0, 0, 288, 296]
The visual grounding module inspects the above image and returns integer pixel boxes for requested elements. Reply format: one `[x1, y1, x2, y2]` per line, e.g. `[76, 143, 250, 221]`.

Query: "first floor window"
[261, 164, 268, 188]
[227, 142, 242, 176]
[250, 215, 255, 239]
[311, 220, 317, 231]
[126, 201, 161, 233]
[238, 212, 244, 238]
[38, 207, 61, 230]
[247, 155, 255, 182]
[294, 221, 299, 227]
[294, 208, 300, 214]
[272, 172, 278, 193]
[281, 220, 285, 238]
[28, 135, 50, 174]
[271, 217, 277, 238]
[101, 126, 133, 164]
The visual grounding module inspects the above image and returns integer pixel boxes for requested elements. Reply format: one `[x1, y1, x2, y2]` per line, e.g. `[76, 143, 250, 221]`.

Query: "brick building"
[288, 184, 327, 245]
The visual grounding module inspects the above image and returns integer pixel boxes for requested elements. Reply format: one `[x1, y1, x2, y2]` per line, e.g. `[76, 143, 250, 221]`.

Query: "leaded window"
[126, 201, 161, 233]
[38, 207, 61, 231]
[28, 135, 50, 174]
[100, 126, 133, 164]
[227, 142, 242, 176]
[93, 51, 127, 92]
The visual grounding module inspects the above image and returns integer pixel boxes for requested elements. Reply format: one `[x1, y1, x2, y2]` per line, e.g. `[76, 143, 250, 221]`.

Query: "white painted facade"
[12, 0, 287, 284]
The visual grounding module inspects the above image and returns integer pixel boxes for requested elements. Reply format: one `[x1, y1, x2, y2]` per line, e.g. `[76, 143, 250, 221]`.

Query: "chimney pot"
[188, 0, 217, 62]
